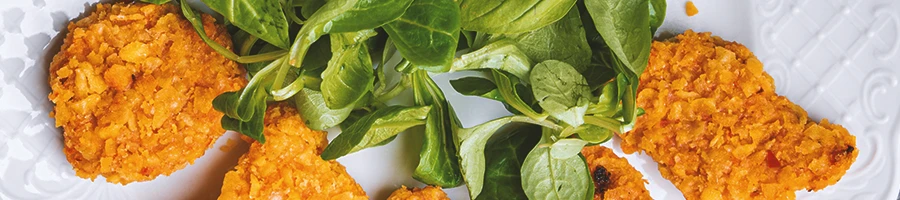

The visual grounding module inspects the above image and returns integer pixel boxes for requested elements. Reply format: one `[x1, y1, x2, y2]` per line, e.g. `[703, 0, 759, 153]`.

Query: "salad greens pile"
[142, 0, 665, 198]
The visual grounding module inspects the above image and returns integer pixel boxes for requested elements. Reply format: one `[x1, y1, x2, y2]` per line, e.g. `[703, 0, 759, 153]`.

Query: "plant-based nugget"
[218, 103, 367, 199]
[387, 185, 449, 200]
[620, 30, 858, 199]
[48, 2, 246, 184]
[581, 146, 651, 200]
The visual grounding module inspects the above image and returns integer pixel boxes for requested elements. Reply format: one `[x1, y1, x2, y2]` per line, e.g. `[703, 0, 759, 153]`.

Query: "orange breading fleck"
[619, 30, 858, 199]
[581, 146, 651, 200]
[48, 2, 246, 184]
[387, 185, 449, 200]
[218, 103, 368, 200]
[685, 1, 699, 16]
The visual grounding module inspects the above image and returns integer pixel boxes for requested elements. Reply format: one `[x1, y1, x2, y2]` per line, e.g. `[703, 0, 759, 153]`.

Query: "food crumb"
[686, 1, 699, 16]
[219, 138, 237, 152]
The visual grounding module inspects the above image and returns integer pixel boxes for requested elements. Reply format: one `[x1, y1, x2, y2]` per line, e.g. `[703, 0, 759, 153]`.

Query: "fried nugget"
[48, 2, 245, 184]
[218, 103, 367, 199]
[581, 146, 651, 200]
[387, 185, 449, 200]
[619, 30, 858, 199]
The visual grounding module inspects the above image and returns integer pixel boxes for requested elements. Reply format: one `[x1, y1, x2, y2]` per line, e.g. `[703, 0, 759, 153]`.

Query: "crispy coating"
[619, 30, 858, 199]
[387, 185, 449, 200]
[581, 146, 651, 200]
[48, 2, 245, 184]
[218, 103, 367, 200]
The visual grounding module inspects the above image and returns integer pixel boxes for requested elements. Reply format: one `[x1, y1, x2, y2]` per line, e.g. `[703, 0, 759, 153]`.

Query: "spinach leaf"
[530, 60, 591, 127]
[458, 0, 577, 34]
[478, 125, 541, 200]
[455, 116, 561, 198]
[321, 30, 376, 109]
[321, 105, 431, 160]
[139, 0, 171, 4]
[411, 70, 464, 187]
[449, 76, 502, 102]
[301, 0, 326, 19]
[201, 0, 291, 49]
[340, 109, 370, 131]
[181, 1, 287, 63]
[451, 40, 532, 79]
[492, 70, 547, 120]
[293, 88, 355, 130]
[649, 0, 667, 34]
[583, 115, 624, 134]
[288, 0, 412, 67]
[383, 0, 461, 72]
[583, 0, 651, 76]
[219, 87, 268, 143]
[574, 124, 613, 144]
[521, 134, 593, 200]
[213, 57, 284, 121]
[489, 8, 591, 72]
[549, 138, 588, 159]
[586, 81, 618, 116]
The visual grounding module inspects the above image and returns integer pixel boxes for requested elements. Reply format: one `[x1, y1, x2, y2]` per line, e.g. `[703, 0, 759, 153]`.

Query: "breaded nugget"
[387, 185, 449, 200]
[218, 103, 367, 199]
[619, 30, 858, 199]
[581, 146, 651, 200]
[48, 2, 245, 184]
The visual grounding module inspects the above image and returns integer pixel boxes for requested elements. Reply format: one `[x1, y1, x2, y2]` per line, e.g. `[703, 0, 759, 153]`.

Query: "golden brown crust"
[218, 103, 367, 200]
[619, 30, 858, 199]
[581, 146, 651, 200]
[48, 2, 245, 184]
[387, 185, 449, 200]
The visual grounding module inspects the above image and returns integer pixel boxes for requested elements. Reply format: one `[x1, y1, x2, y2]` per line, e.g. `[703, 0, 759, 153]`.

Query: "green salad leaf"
[458, 0, 577, 34]
[293, 88, 355, 130]
[530, 60, 591, 127]
[201, 0, 291, 49]
[455, 116, 560, 199]
[411, 70, 464, 187]
[321, 30, 376, 109]
[583, 0, 651, 76]
[321, 105, 431, 160]
[521, 131, 593, 200]
[489, 8, 591, 72]
[451, 40, 532, 79]
[477, 125, 541, 200]
[384, 0, 461, 72]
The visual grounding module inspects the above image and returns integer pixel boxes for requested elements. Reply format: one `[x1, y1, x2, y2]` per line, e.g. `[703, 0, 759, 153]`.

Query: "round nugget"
[620, 30, 857, 199]
[218, 103, 367, 199]
[387, 185, 449, 200]
[48, 2, 246, 184]
[581, 146, 651, 200]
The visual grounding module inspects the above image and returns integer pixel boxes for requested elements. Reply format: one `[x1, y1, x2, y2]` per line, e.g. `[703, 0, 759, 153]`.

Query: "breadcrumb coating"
[218, 103, 367, 199]
[387, 185, 449, 200]
[619, 30, 858, 199]
[581, 146, 651, 200]
[48, 2, 245, 184]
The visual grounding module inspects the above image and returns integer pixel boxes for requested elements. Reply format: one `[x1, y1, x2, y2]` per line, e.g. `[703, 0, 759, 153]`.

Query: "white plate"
[1, 0, 898, 199]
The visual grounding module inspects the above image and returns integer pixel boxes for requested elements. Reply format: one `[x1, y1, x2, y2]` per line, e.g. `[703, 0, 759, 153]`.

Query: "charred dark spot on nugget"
[593, 165, 612, 195]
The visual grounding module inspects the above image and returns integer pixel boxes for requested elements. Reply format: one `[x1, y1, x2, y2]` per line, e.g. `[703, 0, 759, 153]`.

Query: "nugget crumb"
[686, 1, 699, 16]
[48, 2, 245, 184]
[218, 103, 367, 199]
[581, 146, 651, 200]
[387, 185, 449, 200]
[620, 30, 858, 199]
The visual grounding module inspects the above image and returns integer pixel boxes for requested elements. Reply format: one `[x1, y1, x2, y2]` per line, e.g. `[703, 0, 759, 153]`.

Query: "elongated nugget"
[581, 146, 651, 200]
[620, 30, 857, 199]
[48, 2, 245, 184]
[218, 103, 367, 199]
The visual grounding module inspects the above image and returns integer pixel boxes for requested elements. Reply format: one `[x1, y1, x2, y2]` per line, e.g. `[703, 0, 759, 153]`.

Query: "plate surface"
[1, 0, 898, 199]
